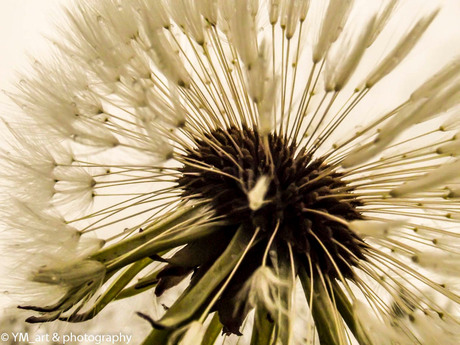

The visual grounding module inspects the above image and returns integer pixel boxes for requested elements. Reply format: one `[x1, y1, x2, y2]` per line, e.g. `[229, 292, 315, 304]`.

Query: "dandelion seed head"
[1, 0, 460, 344]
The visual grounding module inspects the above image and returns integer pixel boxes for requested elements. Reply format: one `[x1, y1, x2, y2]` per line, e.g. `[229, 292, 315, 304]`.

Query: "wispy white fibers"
[348, 219, 406, 239]
[325, 14, 376, 92]
[248, 175, 271, 211]
[436, 137, 460, 156]
[365, 9, 439, 88]
[390, 159, 460, 196]
[0, 199, 103, 307]
[343, 52, 460, 168]
[366, 0, 399, 47]
[353, 300, 411, 345]
[412, 252, 460, 277]
[313, 0, 354, 63]
[224, 0, 259, 67]
[1, 1, 460, 345]
[238, 266, 291, 317]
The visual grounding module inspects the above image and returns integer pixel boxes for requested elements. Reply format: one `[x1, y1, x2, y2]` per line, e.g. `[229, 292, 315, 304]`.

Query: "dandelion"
[1, 0, 460, 344]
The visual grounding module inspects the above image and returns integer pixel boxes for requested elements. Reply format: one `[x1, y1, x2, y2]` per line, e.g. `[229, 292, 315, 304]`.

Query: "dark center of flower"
[178, 126, 364, 273]
[163, 126, 366, 334]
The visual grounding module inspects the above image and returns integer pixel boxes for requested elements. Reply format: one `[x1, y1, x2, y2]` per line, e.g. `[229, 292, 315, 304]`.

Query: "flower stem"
[64, 257, 153, 322]
[155, 225, 253, 329]
[104, 221, 222, 273]
[299, 267, 345, 345]
[90, 205, 204, 264]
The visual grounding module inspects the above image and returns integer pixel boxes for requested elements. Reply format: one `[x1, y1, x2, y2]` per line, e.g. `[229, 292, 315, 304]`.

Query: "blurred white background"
[0, 0, 65, 97]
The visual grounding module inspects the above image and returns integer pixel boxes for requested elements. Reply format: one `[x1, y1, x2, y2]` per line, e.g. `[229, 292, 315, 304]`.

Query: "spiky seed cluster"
[178, 126, 364, 275]
[2, 0, 460, 344]
[167, 125, 366, 333]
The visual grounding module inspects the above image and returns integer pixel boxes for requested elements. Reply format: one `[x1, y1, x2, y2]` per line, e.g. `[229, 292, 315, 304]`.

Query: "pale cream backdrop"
[1, 0, 460, 344]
